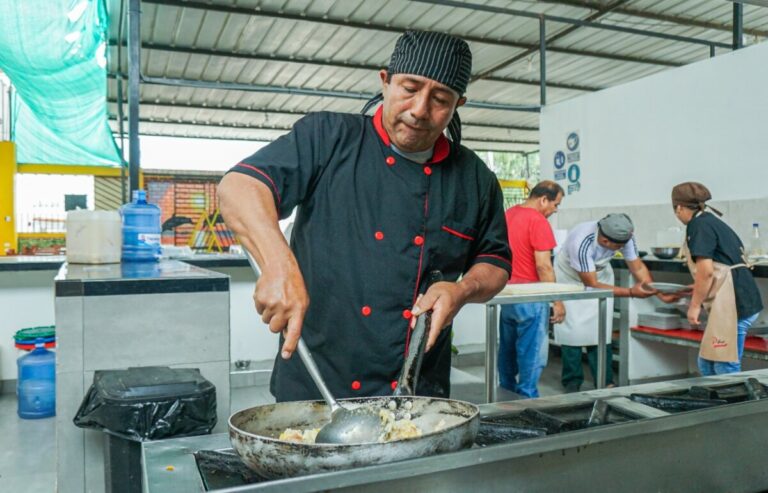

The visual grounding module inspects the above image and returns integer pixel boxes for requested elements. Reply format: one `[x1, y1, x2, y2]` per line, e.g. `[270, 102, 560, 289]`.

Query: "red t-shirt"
[505, 205, 557, 284]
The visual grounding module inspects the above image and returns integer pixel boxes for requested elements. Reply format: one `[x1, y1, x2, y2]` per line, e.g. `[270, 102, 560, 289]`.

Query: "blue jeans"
[698, 313, 759, 375]
[498, 302, 549, 398]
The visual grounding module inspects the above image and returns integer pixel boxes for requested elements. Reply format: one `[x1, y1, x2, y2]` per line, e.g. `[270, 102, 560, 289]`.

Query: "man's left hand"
[411, 282, 466, 352]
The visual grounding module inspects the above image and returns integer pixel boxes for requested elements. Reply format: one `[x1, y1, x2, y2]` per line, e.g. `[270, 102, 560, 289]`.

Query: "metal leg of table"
[597, 297, 607, 389]
[485, 304, 499, 403]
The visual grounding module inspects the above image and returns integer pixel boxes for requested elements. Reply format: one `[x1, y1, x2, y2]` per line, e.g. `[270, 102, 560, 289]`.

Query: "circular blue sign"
[566, 132, 579, 151]
[568, 164, 580, 183]
[554, 151, 566, 169]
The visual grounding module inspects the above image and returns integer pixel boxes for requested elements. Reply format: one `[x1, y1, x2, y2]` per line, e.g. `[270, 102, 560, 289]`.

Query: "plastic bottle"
[748, 223, 764, 258]
[17, 339, 56, 419]
[121, 190, 162, 262]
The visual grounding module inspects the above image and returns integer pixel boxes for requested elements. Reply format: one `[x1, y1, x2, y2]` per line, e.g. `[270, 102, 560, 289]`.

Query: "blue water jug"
[17, 339, 56, 419]
[121, 190, 161, 262]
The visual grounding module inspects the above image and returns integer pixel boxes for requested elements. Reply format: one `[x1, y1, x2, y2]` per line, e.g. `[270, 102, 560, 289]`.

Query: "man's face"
[379, 71, 466, 153]
[597, 233, 625, 251]
[541, 193, 563, 218]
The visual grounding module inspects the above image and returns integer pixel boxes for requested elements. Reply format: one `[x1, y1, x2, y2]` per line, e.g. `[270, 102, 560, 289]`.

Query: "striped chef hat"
[362, 31, 473, 146]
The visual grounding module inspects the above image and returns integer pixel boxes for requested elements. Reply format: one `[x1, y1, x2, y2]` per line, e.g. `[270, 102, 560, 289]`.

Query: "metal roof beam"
[106, 99, 540, 131]
[540, 0, 768, 38]
[123, 74, 542, 112]
[411, 0, 731, 48]
[139, 0, 684, 67]
[474, 0, 629, 80]
[108, 41, 602, 91]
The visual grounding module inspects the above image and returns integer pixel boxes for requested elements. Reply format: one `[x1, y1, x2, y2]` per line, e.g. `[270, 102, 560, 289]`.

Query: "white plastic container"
[66, 210, 122, 264]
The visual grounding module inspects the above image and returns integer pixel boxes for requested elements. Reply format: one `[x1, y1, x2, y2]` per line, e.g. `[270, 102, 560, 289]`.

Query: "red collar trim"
[372, 105, 451, 164]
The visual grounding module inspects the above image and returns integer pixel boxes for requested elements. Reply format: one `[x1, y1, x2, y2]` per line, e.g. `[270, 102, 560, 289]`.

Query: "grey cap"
[598, 213, 634, 244]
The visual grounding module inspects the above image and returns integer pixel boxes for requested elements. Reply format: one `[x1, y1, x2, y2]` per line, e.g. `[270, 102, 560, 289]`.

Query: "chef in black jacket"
[218, 31, 511, 402]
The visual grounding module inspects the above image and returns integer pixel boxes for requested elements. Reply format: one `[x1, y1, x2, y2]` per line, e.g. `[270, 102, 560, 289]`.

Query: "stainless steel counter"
[480, 288, 614, 401]
[142, 369, 768, 493]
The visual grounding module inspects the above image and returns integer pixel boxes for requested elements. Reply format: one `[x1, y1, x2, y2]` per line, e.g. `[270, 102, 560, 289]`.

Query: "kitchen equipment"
[121, 190, 162, 262]
[303, 337, 382, 444]
[650, 247, 681, 259]
[637, 312, 684, 330]
[66, 210, 122, 264]
[229, 395, 479, 479]
[642, 281, 691, 294]
[149, 372, 768, 492]
[17, 338, 55, 419]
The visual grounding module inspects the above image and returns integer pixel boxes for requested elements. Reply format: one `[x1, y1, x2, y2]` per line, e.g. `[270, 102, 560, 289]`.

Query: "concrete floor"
[0, 351, 587, 492]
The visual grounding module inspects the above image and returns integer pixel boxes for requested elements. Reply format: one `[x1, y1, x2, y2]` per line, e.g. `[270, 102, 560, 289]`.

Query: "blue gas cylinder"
[121, 190, 161, 262]
[17, 339, 56, 419]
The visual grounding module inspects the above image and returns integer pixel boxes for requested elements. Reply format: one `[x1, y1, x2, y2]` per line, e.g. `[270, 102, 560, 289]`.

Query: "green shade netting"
[0, 0, 121, 165]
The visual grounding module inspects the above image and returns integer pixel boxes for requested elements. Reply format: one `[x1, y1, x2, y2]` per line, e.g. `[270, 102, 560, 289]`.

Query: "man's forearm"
[218, 173, 295, 270]
[536, 263, 555, 283]
[456, 263, 509, 305]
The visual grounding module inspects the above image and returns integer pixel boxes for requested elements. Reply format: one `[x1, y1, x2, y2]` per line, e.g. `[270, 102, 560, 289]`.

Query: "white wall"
[541, 41, 768, 210]
[0, 270, 57, 384]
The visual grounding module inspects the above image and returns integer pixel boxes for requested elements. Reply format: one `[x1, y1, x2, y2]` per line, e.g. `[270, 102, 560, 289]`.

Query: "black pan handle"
[393, 270, 443, 396]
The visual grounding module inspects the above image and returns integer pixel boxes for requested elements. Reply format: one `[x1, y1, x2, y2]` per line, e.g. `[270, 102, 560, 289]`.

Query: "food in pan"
[278, 427, 320, 443]
[278, 407, 423, 444]
[378, 409, 423, 441]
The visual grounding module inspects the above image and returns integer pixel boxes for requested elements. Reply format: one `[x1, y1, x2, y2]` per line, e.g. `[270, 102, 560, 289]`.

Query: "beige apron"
[682, 242, 744, 362]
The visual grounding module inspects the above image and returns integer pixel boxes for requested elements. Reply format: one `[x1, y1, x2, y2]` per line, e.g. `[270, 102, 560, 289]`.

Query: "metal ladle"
[244, 249, 382, 444]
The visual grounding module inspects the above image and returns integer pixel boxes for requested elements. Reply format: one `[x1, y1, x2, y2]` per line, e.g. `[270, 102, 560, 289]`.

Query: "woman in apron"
[554, 214, 656, 392]
[661, 183, 763, 375]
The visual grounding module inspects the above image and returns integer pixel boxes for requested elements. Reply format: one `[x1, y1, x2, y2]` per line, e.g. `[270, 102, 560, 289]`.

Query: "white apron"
[554, 250, 614, 346]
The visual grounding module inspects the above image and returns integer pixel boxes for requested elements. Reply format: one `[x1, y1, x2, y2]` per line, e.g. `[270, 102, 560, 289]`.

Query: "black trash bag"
[74, 366, 217, 441]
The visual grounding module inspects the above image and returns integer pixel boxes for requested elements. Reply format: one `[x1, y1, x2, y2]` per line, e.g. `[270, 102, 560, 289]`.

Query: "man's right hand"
[253, 261, 309, 360]
[551, 301, 566, 324]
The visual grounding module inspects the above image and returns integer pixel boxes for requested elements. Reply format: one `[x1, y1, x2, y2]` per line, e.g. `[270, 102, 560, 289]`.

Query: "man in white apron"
[661, 182, 763, 375]
[554, 213, 655, 392]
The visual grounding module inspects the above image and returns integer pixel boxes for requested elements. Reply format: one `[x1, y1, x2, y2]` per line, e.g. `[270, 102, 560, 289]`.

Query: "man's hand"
[687, 303, 703, 328]
[656, 292, 682, 304]
[629, 282, 656, 299]
[253, 261, 309, 360]
[411, 282, 465, 352]
[551, 301, 566, 324]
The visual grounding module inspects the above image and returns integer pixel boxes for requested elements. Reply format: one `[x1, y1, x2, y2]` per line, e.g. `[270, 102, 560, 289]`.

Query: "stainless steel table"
[481, 288, 614, 402]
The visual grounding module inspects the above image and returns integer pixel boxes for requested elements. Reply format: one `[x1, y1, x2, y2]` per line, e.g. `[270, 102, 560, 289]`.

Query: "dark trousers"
[561, 344, 614, 390]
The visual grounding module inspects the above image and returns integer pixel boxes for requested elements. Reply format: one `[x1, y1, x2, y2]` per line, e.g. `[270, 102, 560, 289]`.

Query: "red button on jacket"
[423, 166, 432, 175]
[402, 309, 412, 319]
[361, 306, 372, 316]
[385, 156, 396, 166]
[374, 231, 384, 240]
[351, 380, 361, 391]
[391, 380, 398, 390]
[414, 235, 424, 246]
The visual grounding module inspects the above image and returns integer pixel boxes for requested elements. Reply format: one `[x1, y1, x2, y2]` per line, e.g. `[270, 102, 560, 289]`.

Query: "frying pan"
[228, 265, 479, 478]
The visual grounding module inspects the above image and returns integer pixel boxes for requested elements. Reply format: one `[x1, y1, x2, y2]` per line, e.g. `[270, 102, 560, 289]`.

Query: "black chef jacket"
[229, 106, 511, 402]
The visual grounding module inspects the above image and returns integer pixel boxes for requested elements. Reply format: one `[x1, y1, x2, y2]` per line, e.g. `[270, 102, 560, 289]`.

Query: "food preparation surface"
[54, 260, 229, 296]
[632, 326, 768, 359]
[143, 370, 768, 493]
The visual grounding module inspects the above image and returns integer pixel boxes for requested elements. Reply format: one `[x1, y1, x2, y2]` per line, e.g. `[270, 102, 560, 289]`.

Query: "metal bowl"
[651, 247, 680, 259]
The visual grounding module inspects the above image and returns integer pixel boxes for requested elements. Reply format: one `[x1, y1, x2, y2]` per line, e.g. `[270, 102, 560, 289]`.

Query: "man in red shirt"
[499, 181, 565, 397]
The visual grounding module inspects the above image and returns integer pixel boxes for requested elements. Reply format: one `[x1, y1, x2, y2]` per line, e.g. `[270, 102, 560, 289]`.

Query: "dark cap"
[598, 213, 634, 244]
[671, 182, 710, 208]
[387, 31, 472, 95]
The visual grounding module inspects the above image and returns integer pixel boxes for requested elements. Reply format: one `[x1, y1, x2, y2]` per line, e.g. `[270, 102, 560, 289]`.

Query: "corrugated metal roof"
[106, 0, 768, 152]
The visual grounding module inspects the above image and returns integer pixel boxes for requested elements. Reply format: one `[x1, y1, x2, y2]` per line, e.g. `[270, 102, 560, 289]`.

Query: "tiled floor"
[0, 351, 590, 493]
